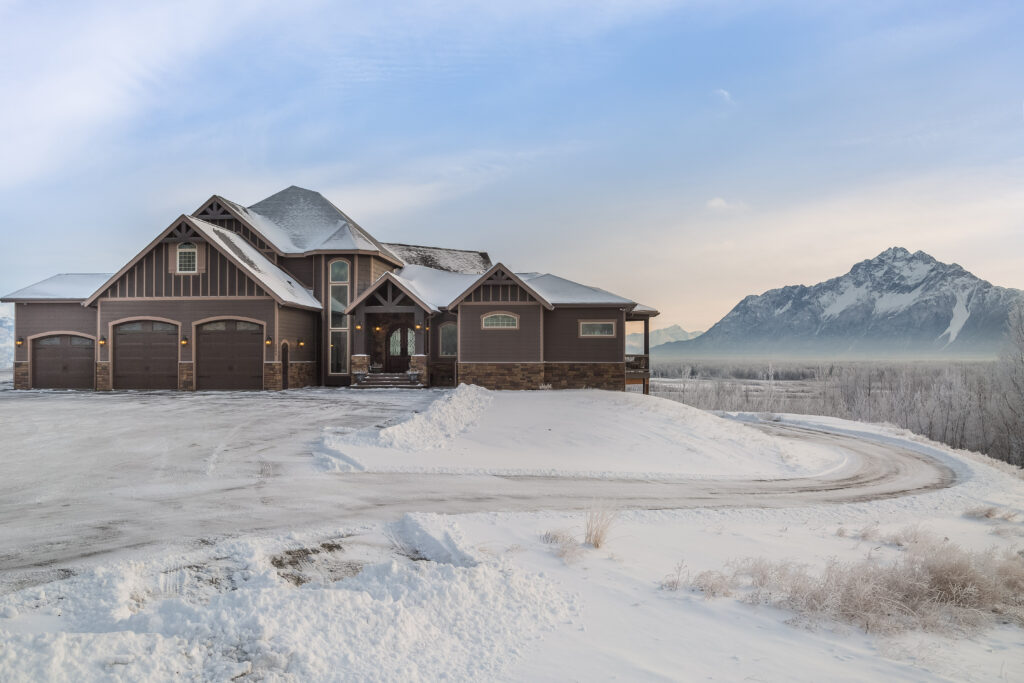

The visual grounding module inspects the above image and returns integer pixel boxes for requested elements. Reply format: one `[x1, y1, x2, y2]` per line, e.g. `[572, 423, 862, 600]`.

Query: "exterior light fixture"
[415, 323, 422, 330]
[355, 323, 362, 330]
[180, 336, 188, 346]
[297, 339, 305, 347]
[98, 336, 107, 346]
[265, 336, 273, 346]
[15, 337, 23, 347]
[374, 326, 381, 332]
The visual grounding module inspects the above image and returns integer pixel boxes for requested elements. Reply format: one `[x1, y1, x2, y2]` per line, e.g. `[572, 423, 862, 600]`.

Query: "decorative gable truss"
[345, 273, 435, 315]
[193, 196, 277, 256]
[87, 217, 270, 301]
[448, 263, 553, 310]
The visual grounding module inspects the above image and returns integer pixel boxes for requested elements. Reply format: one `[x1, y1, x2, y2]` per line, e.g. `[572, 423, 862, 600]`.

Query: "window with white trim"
[329, 259, 350, 373]
[481, 312, 519, 329]
[439, 322, 457, 357]
[579, 320, 616, 337]
[177, 242, 197, 273]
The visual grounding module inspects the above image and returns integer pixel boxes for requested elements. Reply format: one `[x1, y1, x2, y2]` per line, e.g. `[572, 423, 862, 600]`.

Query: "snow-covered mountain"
[656, 247, 1024, 359]
[0, 303, 13, 370]
[626, 324, 702, 353]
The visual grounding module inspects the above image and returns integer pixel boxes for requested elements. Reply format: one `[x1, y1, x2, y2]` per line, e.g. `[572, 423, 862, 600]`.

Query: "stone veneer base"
[457, 362, 625, 391]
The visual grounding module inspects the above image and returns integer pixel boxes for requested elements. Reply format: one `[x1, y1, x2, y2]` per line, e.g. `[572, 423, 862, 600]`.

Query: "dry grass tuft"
[584, 507, 618, 549]
[694, 540, 1024, 635]
[541, 529, 583, 563]
[964, 506, 1021, 522]
[660, 561, 689, 591]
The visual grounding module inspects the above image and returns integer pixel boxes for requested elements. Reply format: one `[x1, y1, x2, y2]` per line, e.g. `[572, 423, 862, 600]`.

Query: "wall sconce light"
[98, 336, 107, 346]
[297, 339, 305, 347]
[355, 323, 362, 330]
[265, 336, 273, 346]
[180, 336, 188, 346]
[374, 326, 381, 332]
[15, 337, 24, 347]
[415, 323, 422, 330]
[425, 326, 430, 331]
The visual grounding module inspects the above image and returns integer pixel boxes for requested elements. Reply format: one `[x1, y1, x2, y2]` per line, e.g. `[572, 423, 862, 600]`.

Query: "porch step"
[353, 373, 425, 389]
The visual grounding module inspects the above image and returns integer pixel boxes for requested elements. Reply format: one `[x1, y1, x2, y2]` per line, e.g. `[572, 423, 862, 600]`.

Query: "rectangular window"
[330, 330, 348, 374]
[440, 324, 457, 357]
[330, 284, 349, 329]
[579, 321, 616, 337]
[70, 337, 95, 347]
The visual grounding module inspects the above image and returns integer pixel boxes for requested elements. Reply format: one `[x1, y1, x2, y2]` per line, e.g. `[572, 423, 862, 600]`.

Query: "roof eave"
[447, 262, 554, 310]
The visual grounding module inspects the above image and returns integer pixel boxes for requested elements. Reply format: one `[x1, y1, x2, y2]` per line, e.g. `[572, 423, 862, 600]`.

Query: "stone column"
[95, 361, 112, 391]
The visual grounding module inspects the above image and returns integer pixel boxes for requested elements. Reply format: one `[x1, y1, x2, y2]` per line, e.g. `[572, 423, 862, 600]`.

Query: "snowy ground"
[0, 386, 1022, 681]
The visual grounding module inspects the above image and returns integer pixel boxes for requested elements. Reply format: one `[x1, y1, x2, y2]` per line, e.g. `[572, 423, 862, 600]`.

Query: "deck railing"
[625, 354, 649, 372]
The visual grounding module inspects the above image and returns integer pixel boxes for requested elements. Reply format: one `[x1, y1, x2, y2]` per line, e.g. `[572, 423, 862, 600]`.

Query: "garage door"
[196, 320, 263, 390]
[113, 321, 179, 390]
[32, 335, 94, 389]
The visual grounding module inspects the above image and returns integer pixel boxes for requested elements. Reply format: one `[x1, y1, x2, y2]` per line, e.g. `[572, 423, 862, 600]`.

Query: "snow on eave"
[382, 242, 492, 274]
[344, 271, 439, 315]
[188, 217, 322, 310]
[516, 272, 636, 307]
[1, 273, 115, 302]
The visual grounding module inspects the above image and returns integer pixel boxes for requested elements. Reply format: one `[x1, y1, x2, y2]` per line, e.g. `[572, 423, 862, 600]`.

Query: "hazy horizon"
[2, 1, 1023, 330]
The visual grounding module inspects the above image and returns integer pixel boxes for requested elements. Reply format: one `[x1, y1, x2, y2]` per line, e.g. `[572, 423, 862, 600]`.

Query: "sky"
[1, 0, 1022, 330]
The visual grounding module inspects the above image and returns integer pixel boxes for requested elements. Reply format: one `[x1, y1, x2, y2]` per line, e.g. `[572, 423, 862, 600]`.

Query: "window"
[36, 337, 61, 346]
[200, 321, 227, 332]
[236, 321, 260, 331]
[579, 321, 616, 337]
[481, 312, 519, 329]
[439, 323, 457, 357]
[177, 242, 197, 273]
[70, 337, 94, 347]
[152, 322, 176, 332]
[118, 322, 145, 333]
[328, 259, 351, 373]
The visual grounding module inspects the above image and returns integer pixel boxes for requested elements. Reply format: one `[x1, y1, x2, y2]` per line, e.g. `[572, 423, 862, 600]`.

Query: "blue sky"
[1, 0, 1022, 329]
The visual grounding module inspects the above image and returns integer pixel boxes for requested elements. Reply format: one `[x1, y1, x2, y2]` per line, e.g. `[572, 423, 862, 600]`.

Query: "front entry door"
[386, 327, 415, 372]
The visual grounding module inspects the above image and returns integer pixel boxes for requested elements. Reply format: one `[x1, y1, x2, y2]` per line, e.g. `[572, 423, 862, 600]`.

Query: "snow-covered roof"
[349, 264, 641, 313]
[2, 273, 114, 301]
[189, 218, 322, 310]
[223, 187, 400, 262]
[630, 303, 660, 317]
[383, 243, 492, 274]
[517, 273, 635, 306]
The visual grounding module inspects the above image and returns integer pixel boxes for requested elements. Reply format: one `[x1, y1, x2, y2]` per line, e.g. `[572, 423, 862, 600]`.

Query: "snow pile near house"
[317, 388, 845, 479]
[0, 521, 572, 681]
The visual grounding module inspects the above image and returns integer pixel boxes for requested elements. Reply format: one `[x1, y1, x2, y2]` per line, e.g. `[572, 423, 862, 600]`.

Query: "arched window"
[177, 242, 197, 273]
[328, 259, 351, 374]
[439, 322, 457, 357]
[481, 312, 519, 329]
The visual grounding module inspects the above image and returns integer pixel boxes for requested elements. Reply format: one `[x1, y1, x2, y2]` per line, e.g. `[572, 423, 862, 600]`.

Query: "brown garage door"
[32, 335, 94, 389]
[114, 321, 179, 390]
[197, 320, 263, 390]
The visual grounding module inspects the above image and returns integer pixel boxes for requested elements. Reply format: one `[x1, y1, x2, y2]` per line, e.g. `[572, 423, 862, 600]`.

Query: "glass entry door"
[386, 327, 415, 372]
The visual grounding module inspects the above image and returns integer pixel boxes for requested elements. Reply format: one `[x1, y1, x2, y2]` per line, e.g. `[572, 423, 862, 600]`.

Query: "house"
[3, 186, 657, 393]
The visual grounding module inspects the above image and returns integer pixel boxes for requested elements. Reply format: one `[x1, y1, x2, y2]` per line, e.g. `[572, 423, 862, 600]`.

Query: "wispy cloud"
[712, 88, 734, 105]
[706, 196, 744, 211]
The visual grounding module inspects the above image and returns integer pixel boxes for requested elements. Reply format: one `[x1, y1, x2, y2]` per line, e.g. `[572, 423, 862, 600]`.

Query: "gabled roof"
[382, 243, 491, 274]
[447, 262, 555, 310]
[222, 186, 402, 263]
[82, 216, 321, 310]
[190, 218, 321, 310]
[344, 271, 441, 314]
[2, 273, 114, 302]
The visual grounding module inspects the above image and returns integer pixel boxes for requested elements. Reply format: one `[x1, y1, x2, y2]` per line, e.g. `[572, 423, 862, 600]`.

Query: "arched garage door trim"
[109, 317, 181, 390]
[192, 316, 266, 391]
[28, 331, 97, 389]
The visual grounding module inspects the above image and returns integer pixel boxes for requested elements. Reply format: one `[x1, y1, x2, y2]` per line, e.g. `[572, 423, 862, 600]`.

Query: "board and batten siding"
[278, 256, 315, 289]
[98, 242, 269, 300]
[457, 303, 542, 363]
[277, 306, 319, 363]
[97, 299, 276, 363]
[543, 307, 626, 363]
[13, 302, 98, 363]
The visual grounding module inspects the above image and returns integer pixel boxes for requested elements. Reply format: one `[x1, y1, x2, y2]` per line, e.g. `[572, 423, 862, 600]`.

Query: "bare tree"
[997, 302, 1024, 466]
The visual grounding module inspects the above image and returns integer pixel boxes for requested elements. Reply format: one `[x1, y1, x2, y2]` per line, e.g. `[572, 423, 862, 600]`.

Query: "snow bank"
[0, 523, 572, 682]
[317, 388, 845, 479]
[390, 513, 480, 567]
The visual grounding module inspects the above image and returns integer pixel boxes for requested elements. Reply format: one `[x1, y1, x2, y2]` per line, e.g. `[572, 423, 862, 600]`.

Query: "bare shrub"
[697, 541, 1024, 635]
[660, 561, 688, 591]
[691, 569, 735, 598]
[584, 507, 617, 549]
[541, 529, 582, 563]
[857, 523, 881, 542]
[835, 527, 847, 538]
[880, 525, 937, 549]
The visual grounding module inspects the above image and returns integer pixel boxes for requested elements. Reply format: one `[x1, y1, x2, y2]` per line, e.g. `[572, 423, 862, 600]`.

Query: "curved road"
[0, 390, 956, 591]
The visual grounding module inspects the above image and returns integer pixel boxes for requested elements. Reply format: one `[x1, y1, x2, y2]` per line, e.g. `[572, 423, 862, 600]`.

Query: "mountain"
[655, 247, 1024, 359]
[626, 324, 702, 353]
[0, 303, 13, 370]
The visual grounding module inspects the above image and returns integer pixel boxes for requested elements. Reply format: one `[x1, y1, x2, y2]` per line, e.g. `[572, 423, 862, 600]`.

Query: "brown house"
[3, 186, 657, 392]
